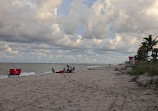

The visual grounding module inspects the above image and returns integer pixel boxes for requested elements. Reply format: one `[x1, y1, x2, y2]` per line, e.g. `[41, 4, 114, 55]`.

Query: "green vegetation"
[129, 63, 148, 75]
[129, 35, 158, 91]
[148, 65, 158, 76]
[130, 34, 158, 76]
[136, 35, 158, 61]
[130, 61, 158, 76]
[142, 35, 158, 51]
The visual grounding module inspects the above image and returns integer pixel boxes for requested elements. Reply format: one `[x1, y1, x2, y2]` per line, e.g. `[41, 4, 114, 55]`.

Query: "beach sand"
[0, 65, 158, 111]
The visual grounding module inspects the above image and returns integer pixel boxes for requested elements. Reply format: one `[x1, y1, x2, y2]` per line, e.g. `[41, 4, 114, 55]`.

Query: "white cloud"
[36, 0, 62, 20]
[146, 1, 158, 18]
[0, 0, 158, 63]
[110, 34, 123, 49]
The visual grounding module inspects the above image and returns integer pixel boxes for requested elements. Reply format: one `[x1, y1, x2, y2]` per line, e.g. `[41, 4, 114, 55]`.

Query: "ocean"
[0, 63, 107, 79]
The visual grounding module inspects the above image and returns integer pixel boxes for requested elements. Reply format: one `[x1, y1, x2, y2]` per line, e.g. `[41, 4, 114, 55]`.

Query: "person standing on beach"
[67, 65, 69, 73]
[69, 66, 72, 72]
[52, 68, 55, 73]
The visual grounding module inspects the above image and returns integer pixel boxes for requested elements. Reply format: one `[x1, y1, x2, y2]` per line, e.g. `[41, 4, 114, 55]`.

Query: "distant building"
[148, 51, 152, 61]
[129, 56, 135, 64]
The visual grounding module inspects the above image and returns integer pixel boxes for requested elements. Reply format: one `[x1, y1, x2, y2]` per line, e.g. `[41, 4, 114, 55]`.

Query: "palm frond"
[153, 36, 158, 42]
[143, 37, 149, 41]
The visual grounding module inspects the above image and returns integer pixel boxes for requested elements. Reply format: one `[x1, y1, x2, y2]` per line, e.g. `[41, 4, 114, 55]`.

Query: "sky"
[0, 0, 158, 64]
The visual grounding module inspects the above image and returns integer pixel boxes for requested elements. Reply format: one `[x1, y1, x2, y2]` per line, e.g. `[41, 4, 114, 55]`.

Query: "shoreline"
[0, 64, 109, 80]
[0, 63, 108, 80]
[0, 65, 158, 111]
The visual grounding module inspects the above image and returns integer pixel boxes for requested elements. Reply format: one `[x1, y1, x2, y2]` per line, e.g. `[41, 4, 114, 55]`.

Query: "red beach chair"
[8, 69, 21, 77]
[16, 69, 21, 73]
[15, 69, 21, 77]
[8, 69, 15, 77]
[10, 69, 15, 75]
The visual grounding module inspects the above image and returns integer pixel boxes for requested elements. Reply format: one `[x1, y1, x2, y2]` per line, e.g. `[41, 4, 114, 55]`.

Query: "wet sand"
[0, 65, 158, 111]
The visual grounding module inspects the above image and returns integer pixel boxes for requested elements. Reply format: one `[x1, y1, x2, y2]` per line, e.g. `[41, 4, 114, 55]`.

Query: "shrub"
[148, 68, 158, 76]
[129, 64, 148, 75]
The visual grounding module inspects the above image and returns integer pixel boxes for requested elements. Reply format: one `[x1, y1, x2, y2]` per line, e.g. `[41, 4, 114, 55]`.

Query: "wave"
[20, 72, 36, 76]
[86, 65, 106, 69]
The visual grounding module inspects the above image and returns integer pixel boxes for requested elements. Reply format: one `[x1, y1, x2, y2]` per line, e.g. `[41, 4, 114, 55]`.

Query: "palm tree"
[142, 34, 158, 51]
[137, 44, 148, 61]
[141, 35, 158, 59]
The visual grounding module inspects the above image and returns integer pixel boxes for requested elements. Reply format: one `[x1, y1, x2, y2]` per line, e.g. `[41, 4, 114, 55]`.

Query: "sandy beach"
[0, 65, 158, 111]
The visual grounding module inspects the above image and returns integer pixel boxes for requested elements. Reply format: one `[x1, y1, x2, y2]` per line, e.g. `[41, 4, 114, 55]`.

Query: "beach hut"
[129, 56, 135, 64]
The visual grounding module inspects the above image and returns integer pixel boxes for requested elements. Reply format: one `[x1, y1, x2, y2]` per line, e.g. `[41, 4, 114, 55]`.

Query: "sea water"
[0, 63, 107, 79]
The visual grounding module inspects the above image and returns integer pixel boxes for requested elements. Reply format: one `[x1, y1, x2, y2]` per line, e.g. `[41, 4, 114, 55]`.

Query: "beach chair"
[8, 69, 21, 77]
[8, 69, 15, 77]
[15, 69, 21, 77]
[16, 69, 21, 73]
[9, 69, 15, 75]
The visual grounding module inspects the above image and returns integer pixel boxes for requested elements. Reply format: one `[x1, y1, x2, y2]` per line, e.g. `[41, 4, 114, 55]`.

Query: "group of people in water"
[52, 65, 75, 73]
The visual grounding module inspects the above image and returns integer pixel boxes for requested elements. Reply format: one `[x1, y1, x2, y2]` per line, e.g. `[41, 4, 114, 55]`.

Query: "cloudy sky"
[0, 0, 158, 64]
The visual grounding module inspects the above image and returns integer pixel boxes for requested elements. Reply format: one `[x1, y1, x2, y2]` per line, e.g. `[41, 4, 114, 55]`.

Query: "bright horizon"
[0, 0, 158, 64]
